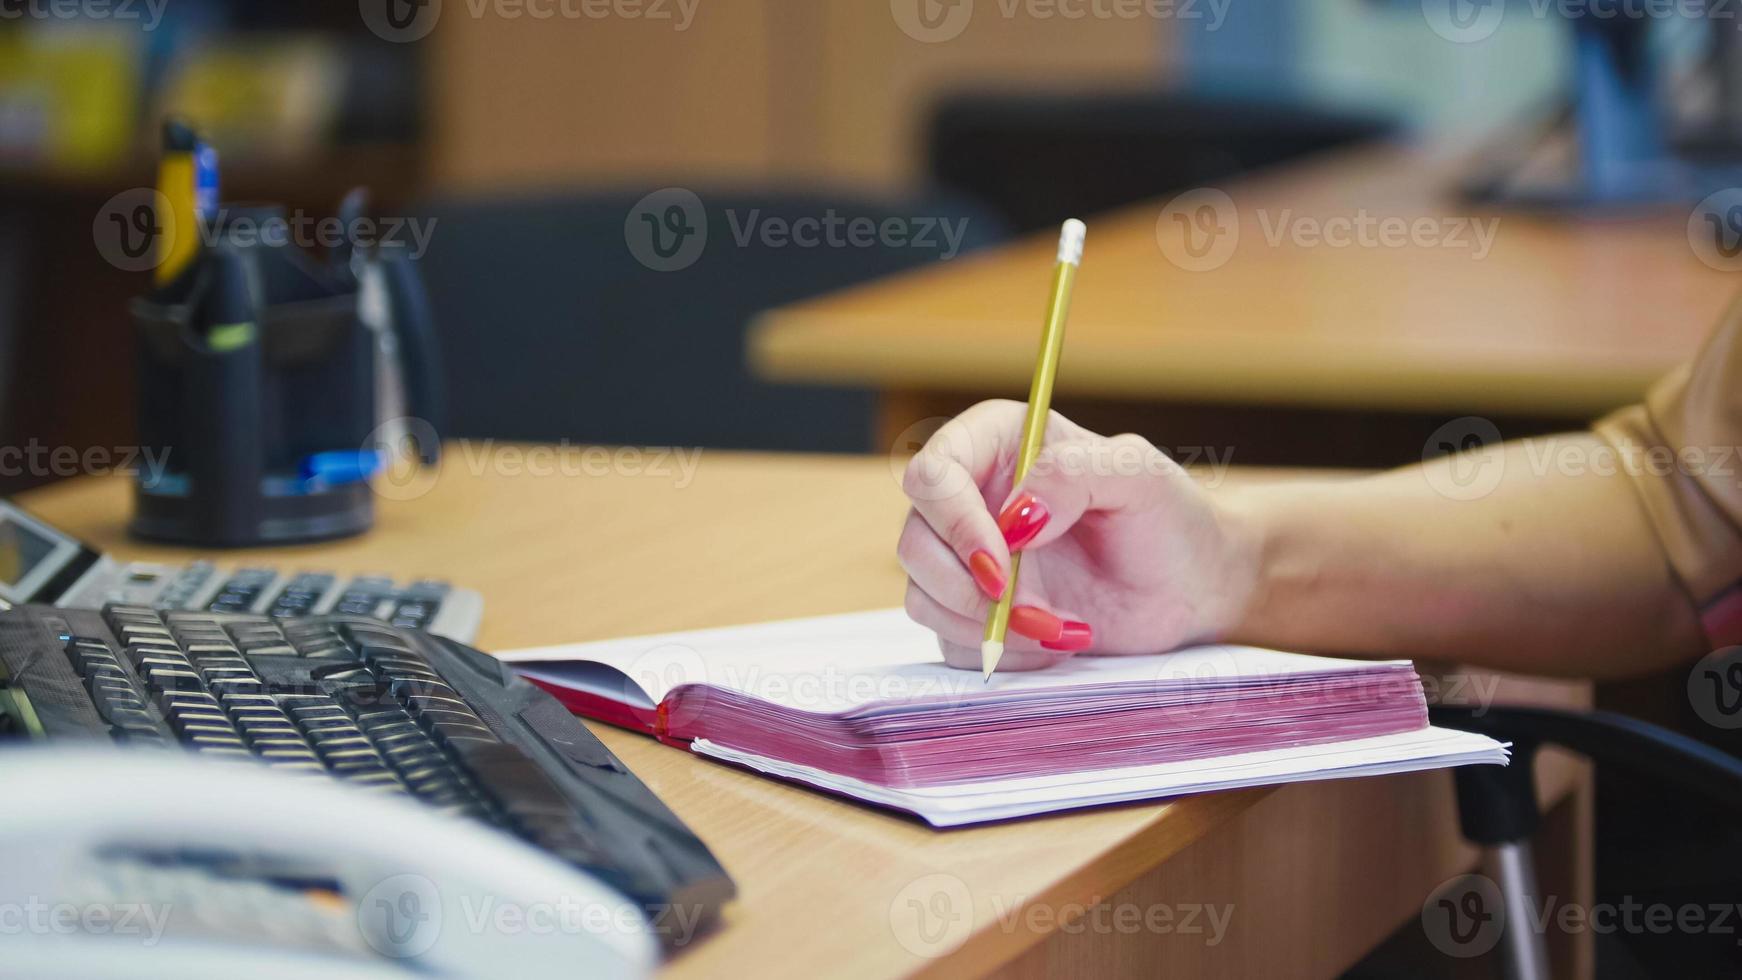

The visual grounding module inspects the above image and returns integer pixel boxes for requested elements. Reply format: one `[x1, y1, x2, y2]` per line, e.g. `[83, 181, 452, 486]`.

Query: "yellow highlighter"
[982, 219, 1085, 681]
[154, 119, 212, 288]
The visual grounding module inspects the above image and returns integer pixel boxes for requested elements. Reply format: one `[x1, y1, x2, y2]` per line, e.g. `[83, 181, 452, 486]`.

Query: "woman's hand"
[898, 400, 1260, 672]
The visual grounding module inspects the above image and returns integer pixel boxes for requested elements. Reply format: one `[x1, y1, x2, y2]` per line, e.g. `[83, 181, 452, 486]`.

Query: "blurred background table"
[751, 145, 1738, 467]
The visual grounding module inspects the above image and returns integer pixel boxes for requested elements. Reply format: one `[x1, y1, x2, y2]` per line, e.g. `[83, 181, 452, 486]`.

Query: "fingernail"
[997, 493, 1050, 551]
[1042, 622, 1094, 652]
[1009, 605, 1064, 643]
[968, 550, 1006, 600]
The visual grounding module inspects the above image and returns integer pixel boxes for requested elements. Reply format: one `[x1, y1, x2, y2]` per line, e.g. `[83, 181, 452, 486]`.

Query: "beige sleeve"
[1594, 296, 1742, 644]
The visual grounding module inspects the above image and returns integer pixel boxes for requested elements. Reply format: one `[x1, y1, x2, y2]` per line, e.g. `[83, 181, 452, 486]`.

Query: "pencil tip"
[980, 640, 1002, 682]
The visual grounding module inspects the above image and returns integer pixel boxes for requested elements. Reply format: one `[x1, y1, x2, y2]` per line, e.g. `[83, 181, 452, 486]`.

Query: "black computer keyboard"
[0, 603, 734, 938]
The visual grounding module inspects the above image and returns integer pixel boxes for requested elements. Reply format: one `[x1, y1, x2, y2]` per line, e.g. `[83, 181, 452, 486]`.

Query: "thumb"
[996, 434, 1182, 552]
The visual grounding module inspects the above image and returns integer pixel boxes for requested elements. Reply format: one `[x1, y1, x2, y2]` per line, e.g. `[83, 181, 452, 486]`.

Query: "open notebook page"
[501, 608, 1414, 715]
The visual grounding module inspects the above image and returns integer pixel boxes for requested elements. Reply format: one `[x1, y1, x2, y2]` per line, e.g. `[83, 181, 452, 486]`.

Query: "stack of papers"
[501, 609, 1507, 827]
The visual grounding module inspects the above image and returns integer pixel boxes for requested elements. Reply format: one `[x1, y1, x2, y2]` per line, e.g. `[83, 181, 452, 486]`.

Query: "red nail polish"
[1009, 605, 1065, 643]
[968, 550, 1006, 600]
[997, 493, 1050, 551]
[1042, 622, 1094, 652]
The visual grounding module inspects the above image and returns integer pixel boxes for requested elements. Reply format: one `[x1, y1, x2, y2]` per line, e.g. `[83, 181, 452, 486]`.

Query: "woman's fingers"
[898, 511, 1000, 617]
[903, 580, 988, 648]
[896, 400, 1110, 671]
[899, 401, 1092, 592]
[997, 433, 1185, 553]
[903, 577, 1093, 648]
[900, 412, 1013, 584]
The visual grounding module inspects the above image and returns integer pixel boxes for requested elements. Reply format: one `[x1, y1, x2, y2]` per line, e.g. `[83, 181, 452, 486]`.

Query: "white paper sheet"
[693, 727, 1509, 826]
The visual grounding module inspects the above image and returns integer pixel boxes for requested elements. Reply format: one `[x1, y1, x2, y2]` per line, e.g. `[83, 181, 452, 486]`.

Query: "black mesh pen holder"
[131, 230, 378, 547]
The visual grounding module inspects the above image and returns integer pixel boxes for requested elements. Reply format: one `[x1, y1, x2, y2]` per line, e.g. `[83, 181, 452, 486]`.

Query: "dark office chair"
[1429, 703, 1742, 978]
[410, 189, 1005, 453]
[926, 90, 1394, 234]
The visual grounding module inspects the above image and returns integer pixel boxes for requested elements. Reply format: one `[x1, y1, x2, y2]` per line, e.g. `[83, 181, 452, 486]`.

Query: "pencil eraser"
[1057, 219, 1086, 266]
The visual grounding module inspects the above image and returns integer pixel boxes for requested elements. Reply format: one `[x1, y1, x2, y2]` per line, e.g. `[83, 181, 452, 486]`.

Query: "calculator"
[0, 500, 482, 643]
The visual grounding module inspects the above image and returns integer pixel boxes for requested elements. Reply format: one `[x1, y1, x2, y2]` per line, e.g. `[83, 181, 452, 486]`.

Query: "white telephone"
[0, 747, 659, 979]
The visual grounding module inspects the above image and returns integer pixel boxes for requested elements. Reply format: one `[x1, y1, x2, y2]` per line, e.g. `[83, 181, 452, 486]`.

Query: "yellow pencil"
[983, 218, 1085, 681]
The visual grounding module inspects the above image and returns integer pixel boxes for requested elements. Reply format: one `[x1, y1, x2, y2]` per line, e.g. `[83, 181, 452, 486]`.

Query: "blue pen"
[300, 450, 384, 489]
[194, 140, 220, 218]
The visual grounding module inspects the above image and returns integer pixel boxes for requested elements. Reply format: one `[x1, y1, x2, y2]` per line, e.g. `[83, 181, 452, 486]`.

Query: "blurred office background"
[0, 0, 1592, 478]
[3, 3, 1741, 975]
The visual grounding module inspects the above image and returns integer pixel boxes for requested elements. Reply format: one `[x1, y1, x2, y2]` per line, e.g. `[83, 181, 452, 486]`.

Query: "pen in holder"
[131, 202, 442, 547]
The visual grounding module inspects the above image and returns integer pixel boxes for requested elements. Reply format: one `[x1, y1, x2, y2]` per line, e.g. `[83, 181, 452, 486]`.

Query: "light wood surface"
[751, 144, 1737, 419]
[17, 446, 1592, 978]
[429, 2, 1167, 193]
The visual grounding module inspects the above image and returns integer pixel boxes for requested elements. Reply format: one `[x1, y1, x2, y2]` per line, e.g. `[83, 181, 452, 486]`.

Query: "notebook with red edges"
[495, 609, 1508, 825]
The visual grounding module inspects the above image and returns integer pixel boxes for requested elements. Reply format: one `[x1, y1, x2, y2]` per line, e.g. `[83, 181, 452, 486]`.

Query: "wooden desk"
[751, 144, 1736, 450]
[16, 447, 1593, 978]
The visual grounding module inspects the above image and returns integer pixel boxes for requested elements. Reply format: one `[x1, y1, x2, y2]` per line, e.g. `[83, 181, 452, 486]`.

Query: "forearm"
[1220, 434, 1704, 678]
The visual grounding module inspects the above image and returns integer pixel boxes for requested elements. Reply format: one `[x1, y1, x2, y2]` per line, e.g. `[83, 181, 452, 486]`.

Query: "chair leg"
[1451, 746, 1554, 978]
[1490, 840, 1552, 980]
